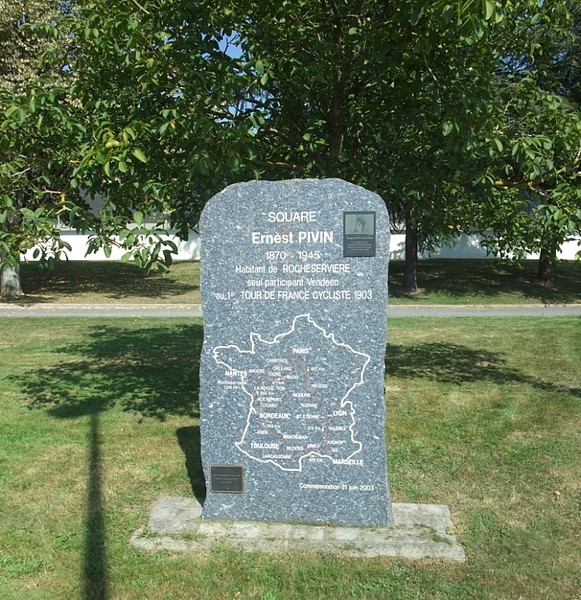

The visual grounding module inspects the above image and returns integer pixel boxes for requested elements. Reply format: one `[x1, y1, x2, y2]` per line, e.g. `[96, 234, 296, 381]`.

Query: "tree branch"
[128, 0, 151, 16]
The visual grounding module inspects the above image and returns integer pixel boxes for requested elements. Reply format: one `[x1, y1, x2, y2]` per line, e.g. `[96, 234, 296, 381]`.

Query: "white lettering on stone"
[299, 483, 341, 491]
[235, 265, 266, 274]
[251, 232, 294, 244]
[282, 263, 350, 274]
[258, 412, 291, 419]
[250, 442, 280, 449]
[267, 211, 317, 223]
[297, 230, 333, 244]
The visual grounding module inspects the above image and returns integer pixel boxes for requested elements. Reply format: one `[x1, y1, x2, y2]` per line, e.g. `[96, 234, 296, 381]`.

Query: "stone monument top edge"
[203, 178, 385, 203]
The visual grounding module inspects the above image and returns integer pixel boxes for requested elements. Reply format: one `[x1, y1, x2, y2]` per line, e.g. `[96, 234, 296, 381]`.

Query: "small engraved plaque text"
[210, 465, 244, 494]
[343, 211, 376, 257]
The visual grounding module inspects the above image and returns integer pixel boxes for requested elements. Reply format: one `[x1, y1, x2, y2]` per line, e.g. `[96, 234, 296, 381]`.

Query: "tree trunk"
[403, 211, 418, 293]
[0, 262, 24, 298]
[537, 245, 558, 282]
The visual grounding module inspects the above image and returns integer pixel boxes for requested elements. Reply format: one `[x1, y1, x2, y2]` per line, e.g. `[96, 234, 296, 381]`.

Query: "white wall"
[23, 230, 579, 262]
[22, 229, 201, 262]
[389, 233, 580, 261]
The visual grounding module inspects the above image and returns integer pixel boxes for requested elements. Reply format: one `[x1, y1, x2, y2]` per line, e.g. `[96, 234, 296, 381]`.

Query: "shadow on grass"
[11, 322, 203, 600]
[17, 323, 202, 419]
[84, 412, 107, 600]
[17, 261, 199, 302]
[386, 342, 581, 398]
[389, 260, 581, 304]
[176, 426, 206, 504]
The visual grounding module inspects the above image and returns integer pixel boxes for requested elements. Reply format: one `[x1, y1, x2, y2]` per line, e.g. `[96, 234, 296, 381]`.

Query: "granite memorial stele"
[199, 179, 392, 527]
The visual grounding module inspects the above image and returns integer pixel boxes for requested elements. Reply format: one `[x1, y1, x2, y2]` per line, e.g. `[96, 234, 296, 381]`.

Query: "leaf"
[118, 160, 128, 173]
[133, 210, 144, 225]
[163, 249, 174, 264]
[491, 138, 503, 153]
[442, 121, 454, 137]
[410, 6, 425, 25]
[483, 0, 495, 21]
[5, 105, 20, 118]
[132, 148, 148, 163]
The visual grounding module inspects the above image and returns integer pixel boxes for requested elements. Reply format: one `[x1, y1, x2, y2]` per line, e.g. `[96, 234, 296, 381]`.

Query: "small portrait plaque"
[343, 211, 376, 257]
[210, 465, 244, 494]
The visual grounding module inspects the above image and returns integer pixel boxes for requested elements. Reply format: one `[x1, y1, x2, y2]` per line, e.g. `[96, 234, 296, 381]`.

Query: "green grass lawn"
[8, 258, 581, 305]
[0, 317, 579, 599]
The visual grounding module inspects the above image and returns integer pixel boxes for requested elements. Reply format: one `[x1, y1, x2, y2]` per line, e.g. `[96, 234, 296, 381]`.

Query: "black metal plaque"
[343, 211, 376, 257]
[210, 465, 244, 494]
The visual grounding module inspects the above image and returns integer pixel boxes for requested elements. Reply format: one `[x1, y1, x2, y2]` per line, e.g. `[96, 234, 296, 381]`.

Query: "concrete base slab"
[130, 496, 465, 561]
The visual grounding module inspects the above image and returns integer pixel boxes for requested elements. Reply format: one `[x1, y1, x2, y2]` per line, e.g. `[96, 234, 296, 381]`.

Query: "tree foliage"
[544, 0, 581, 105]
[218, 0, 579, 287]
[0, 0, 73, 296]
[472, 2, 581, 279]
[57, 1, 257, 224]
[1, 0, 579, 297]
[1, 0, 255, 294]
[0, 0, 64, 93]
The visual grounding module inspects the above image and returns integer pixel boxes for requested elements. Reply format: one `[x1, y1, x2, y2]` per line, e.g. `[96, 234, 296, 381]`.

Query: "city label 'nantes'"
[199, 179, 392, 527]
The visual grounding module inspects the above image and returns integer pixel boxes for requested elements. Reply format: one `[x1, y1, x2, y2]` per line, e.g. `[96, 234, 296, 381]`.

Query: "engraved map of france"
[213, 314, 370, 472]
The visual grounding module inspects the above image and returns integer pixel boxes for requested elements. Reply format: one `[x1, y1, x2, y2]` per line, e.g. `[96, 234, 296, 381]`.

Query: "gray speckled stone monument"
[199, 179, 392, 527]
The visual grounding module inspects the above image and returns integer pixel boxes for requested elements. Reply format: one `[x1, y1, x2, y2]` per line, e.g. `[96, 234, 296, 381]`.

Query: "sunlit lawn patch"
[0, 317, 579, 599]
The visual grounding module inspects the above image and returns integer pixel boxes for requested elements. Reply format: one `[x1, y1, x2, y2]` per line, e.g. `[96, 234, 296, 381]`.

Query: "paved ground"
[388, 303, 581, 318]
[1, 302, 580, 318]
[0, 303, 204, 318]
[130, 496, 466, 561]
